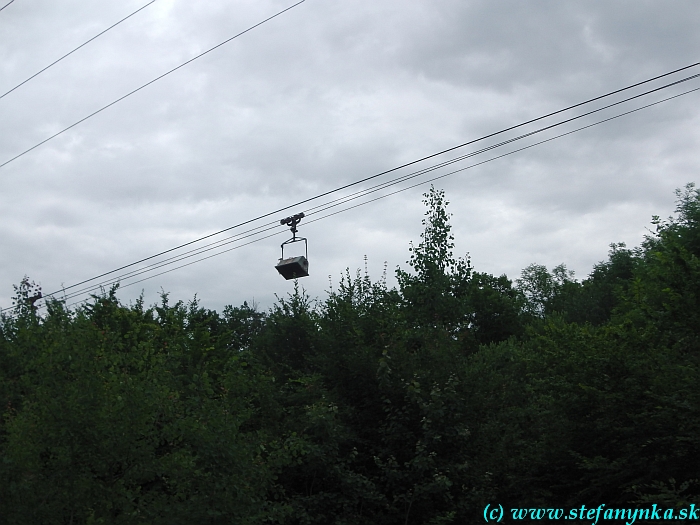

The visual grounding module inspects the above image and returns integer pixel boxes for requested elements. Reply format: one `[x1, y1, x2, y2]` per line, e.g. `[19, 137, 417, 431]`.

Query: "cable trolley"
[275, 212, 309, 279]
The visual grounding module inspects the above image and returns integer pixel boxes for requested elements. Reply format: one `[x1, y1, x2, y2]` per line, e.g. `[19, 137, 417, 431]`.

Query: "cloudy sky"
[1, 0, 699, 313]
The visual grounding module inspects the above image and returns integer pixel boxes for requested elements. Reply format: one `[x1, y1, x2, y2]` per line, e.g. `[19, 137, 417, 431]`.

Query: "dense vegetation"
[2, 185, 699, 524]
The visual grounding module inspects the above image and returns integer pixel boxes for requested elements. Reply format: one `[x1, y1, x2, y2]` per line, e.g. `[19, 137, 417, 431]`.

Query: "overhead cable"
[48, 84, 700, 313]
[13, 80, 700, 315]
[0, 0, 15, 13]
[53, 222, 288, 305]
[0, 1, 157, 101]
[0, 0, 306, 169]
[34, 66, 700, 302]
[303, 85, 700, 226]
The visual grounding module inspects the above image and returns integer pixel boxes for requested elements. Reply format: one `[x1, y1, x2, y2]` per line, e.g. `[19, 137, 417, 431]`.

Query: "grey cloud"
[1, 0, 699, 312]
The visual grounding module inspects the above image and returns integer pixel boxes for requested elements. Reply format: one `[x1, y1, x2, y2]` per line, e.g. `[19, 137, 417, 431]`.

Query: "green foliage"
[2, 183, 699, 521]
[0, 291, 279, 524]
[517, 263, 576, 318]
[515, 245, 637, 326]
[397, 186, 525, 352]
[396, 186, 472, 333]
[620, 183, 700, 349]
[462, 272, 525, 345]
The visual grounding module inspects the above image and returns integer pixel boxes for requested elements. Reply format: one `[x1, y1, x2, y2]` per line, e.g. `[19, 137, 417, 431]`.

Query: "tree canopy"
[2, 184, 699, 523]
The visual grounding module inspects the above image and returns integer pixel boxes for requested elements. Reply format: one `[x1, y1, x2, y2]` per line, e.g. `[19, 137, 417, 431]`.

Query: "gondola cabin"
[275, 212, 309, 280]
[276, 255, 309, 279]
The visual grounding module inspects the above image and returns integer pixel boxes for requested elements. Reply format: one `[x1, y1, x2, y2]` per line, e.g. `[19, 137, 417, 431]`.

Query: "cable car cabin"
[276, 212, 309, 280]
[276, 255, 309, 279]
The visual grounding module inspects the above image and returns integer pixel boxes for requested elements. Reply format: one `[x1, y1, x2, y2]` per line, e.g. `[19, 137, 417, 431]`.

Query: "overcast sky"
[1, 0, 699, 313]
